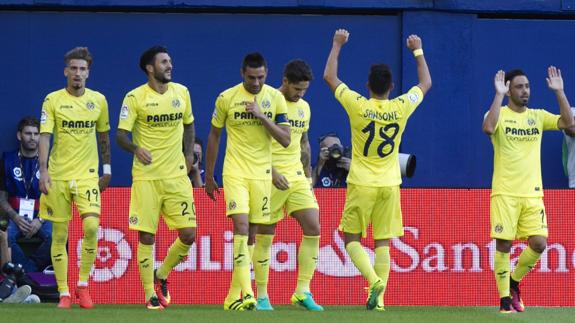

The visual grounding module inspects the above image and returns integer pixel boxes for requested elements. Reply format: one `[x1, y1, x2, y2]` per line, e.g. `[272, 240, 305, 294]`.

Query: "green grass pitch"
[2, 304, 574, 322]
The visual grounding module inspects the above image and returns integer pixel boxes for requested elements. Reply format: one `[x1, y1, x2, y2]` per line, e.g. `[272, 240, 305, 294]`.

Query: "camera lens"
[328, 144, 343, 160]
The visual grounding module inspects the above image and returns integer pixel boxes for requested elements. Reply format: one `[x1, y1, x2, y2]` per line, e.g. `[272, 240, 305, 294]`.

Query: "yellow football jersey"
[212, 83, 289, 180]
[272, 99, 310, 181]
[40, 88, 109, 180]
[118, 83, 194, 180]
[489, 106, 559, 197]
[334, 83, 424, 187]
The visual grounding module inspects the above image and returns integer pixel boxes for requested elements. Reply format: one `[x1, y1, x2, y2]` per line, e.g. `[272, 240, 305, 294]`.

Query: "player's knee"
[82, 217, 99, 239]
[178, 231, 196, 245]
[139, 232, 155, 245]
[233, 222, 249, 235]
[529, 239, 547, 253]
[303, 223, 320, 236]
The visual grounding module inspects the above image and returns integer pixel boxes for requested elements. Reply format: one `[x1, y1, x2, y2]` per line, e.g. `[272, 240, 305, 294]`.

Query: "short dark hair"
[283, 59, 313, 83]
[242, 52, 267, 71]
[368, 64, 393, 96]
[140, 46, 168, 73]
[505, 69, 527, 84]
[194, 137, 203, 150]
[318, 132, 339, 143]
[18, 116, 40, 132]
[64, 47, 93, 67]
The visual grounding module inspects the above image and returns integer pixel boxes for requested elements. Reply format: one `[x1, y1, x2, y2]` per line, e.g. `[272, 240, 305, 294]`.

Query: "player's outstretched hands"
[406, 34, 422, 51]
[546, 66, 564, 92]
[494, 70, 509, 95]
[333, 29, 349, 47]
[205, 176, 220, 201]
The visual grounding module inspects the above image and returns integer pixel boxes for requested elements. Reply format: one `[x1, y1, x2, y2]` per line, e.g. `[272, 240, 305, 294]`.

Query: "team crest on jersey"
[527, 118, 536, 126]
[298, 108, 305, 119]
[129, 216, 138, 225]
[47, 207, 53, 216]
[228, 200, 237, 211]
[86, 101, 95, 111]
[120, 105, 129, 120]
[40, 110, 47, 124]
[408, 93, 419, 103]
[262, 99, 271, 109]
[12, 167, 22, 180]
[494, 224, 503, 234]
[172, 99, 181, 108]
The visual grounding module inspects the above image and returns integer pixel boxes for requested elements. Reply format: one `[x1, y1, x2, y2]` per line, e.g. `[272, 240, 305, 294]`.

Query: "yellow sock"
[248, 244, 255, 262]
[78, 216, 99, 284]
[494, 251, 510, 298]
[511, 246, 541, 282]
[51, 221, 69, 294]
[138, 242, 155, 300]
[346, 241, 379, 285]
[156, 238, 191, 280]
[253, 234, 274, 298]
[226, 235, 253, 301]
[295, 235, 320, 295]
[374, 246, 390, 306]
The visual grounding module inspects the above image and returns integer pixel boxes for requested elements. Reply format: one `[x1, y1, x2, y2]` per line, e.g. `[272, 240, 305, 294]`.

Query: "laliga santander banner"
[65, 188, 575, 306]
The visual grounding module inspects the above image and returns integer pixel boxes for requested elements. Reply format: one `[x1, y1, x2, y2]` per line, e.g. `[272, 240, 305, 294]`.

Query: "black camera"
[0, 262, 25, 301]
[193, 152, 200, 165]
[328, 143, 345, 160]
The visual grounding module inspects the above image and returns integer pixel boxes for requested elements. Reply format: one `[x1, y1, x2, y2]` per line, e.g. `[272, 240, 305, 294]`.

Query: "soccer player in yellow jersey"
[205, 53, 291, 311]
[482, 68, 574, 313]
[38, 47, 111, 309]
[252, 60, 323, 311]
[116, 46, 197, 310]
[323, 29, 431, 311]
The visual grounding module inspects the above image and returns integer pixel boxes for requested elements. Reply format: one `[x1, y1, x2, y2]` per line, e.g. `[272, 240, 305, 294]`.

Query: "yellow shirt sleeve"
[335, 83, 368, 115]
[40, 95, 55, 134]
[118, 93, 138, 132]
[394, 86, 424, 117]
[541, 109, 560, 131]
[96, 95, 110, 132]
[211, 94, 227, 128]
[183, 87, 194, 125]
[274, 93, 289, 125]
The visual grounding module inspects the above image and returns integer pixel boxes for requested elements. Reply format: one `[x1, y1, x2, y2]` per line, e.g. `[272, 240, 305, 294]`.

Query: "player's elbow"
[279, 136, 291, 148]
[482, 123, 495, 135]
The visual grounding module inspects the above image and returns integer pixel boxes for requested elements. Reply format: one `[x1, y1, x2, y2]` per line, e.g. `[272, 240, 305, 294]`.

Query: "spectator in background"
[0, 117, 52, 274]
[312, 132, 350, 188]
[0, 229, 10, 270]
[190, 138, 204, 187]
[562, 107, 575, 188]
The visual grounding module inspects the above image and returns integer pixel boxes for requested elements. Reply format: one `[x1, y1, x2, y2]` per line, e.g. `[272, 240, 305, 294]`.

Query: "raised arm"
[406, 35, 432, 95]
[323, 29, 349, 92]
[204, 125, 222, 201]
[183, 123, 196, 173]
[97, 131, 111, 192]
[546, 66, 575, 130]
[483, 70, 509, 135]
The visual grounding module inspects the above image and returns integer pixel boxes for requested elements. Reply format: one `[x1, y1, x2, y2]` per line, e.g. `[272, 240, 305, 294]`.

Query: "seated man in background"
[312, 132, 350, 188]
[0, 117, 52, 274]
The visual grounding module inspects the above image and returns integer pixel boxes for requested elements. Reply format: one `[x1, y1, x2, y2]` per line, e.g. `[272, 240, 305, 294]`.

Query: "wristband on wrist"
[103, 164, 112, 175]
[413, 49, 424, 57]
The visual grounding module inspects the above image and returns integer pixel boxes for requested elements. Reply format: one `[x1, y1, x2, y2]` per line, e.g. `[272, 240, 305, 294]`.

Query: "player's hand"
[39, 169, 51, 195]
[494, 70, 509, 95]
[272, 169, 290, 190]
[205, 176, 220, 201]
[14, 216, 32, 234]
[546, 66, 564, 92]
[135, 147, 152, 165]
[406, 34, 422, 51]
[99, 174, 111, 192]
[333, 29, 350, 47]
[185, 154, 195, 174]
[336, 157, 351, 171]
[245, 97, 264, 119]
[25, 218, 42, 238]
